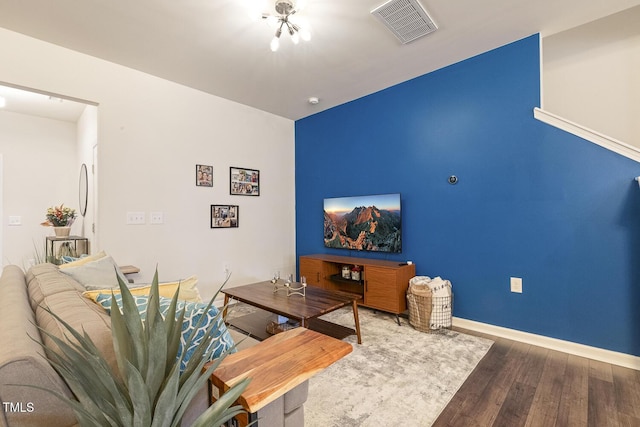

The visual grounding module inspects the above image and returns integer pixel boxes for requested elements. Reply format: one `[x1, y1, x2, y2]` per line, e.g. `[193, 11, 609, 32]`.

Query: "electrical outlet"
[150, 212, 164, 224]
[126, 212, 145, 225]
[510, 277, 523, 293]
[8, 216, 21, 226]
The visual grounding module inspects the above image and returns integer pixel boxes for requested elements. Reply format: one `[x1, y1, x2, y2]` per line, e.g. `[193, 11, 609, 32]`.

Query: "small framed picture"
[230, 167, 259, 196]
[211, 205, 239, 228]
[196, 165, 213, 187]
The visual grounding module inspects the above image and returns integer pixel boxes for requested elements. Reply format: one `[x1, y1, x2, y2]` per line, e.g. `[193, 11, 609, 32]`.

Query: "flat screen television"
[323, 193, 402, 253]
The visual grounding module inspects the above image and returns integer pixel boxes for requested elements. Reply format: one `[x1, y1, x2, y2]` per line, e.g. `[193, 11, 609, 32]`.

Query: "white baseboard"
[453, 317, 640, 370]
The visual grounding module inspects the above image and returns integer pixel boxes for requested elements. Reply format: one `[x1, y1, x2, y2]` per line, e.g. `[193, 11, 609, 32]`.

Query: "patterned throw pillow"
[95, 293, 151, 318]
[94, 294, 235, 372]
[161, 298, 237, 372]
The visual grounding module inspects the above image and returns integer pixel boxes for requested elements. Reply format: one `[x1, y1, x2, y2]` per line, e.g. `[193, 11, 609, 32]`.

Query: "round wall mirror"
[79, 163, 88, 217]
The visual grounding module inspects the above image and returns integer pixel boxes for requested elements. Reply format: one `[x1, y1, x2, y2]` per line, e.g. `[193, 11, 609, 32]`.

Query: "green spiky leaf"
[25, 267, 248, 427]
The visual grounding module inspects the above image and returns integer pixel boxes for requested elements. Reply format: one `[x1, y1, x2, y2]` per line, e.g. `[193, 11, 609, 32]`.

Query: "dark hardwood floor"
[433, 328, 640, 427]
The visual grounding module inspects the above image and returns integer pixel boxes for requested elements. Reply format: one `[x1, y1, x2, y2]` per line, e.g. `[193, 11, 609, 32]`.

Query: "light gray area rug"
[305, 307, 493, 427]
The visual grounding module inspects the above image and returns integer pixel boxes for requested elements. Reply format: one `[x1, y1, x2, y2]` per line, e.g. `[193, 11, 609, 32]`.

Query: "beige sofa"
[0, 263, 307, 427]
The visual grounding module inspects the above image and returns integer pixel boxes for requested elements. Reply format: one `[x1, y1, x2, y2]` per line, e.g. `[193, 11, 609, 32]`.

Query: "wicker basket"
[407, 291, 432, 332]
[407, 292, 454, 334]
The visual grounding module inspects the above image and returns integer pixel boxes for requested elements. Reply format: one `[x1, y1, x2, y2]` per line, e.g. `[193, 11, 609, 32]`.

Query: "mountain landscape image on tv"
[323, 193, 402, 253]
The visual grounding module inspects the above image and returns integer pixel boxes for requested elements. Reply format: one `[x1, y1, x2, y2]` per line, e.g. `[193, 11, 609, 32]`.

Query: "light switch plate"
[150, 212, 164, 224]
[126, 212, 145, 225]
[510, 277, 523, 293]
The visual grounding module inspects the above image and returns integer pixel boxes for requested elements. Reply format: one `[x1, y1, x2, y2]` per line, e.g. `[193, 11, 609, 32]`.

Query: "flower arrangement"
[41, 204, 77, 227]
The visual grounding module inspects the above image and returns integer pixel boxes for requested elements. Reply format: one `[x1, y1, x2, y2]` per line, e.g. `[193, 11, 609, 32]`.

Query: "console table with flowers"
[41, 204, 85, 264]
[45, 235, 89, 265]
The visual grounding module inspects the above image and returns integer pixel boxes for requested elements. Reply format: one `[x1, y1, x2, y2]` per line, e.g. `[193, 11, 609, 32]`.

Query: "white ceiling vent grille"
[371, 0, 437, 44]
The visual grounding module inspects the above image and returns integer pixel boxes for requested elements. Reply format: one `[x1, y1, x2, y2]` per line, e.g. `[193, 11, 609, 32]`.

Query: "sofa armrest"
[0, 266, 76, 427]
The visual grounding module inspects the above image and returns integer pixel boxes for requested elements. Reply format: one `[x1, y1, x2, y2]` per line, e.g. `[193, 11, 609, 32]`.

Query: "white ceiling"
[0, 0, 638, 121]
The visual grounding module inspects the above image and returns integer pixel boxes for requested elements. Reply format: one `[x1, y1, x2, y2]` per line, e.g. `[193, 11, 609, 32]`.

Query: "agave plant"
[33, 270, 250, 427]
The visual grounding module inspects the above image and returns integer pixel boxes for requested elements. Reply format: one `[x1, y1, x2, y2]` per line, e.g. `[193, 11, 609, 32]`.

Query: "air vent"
[371, 0, 437, 44]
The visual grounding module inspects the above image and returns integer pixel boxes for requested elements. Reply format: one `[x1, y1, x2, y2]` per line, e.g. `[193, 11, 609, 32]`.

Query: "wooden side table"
[207, 328, 352, 426]
[119, 265, 140, 284]
[119, 265, 140, 275]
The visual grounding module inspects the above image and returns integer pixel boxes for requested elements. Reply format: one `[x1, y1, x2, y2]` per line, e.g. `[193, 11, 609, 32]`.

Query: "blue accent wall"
[295, 34, 640, 356]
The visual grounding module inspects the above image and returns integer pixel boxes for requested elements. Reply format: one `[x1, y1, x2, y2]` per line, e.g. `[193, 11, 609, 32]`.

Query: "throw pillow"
[59, 255, 86, 264]
[95, 293, 151, 318]
[170, 298, 236, 372]
[94, 294, 235, 372]
[58, 250, 107, 268]
[83, 276, 202, 303]
[59, 255, 129, 289]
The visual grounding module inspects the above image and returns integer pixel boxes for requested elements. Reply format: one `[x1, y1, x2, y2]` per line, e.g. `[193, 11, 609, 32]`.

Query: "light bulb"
[270, 36, 280, 52]
[292, 16, 311, 41]
[291, 32, 300, 44]
[299, 27, 311, 41]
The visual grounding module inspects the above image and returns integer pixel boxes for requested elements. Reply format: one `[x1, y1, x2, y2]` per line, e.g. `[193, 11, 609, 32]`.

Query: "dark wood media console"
[299, 254, 416, 320]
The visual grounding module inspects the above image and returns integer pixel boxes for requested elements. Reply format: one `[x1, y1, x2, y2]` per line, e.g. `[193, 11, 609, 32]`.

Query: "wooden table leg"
[223, 294, 230, 321]
[351, 300, 362, 344]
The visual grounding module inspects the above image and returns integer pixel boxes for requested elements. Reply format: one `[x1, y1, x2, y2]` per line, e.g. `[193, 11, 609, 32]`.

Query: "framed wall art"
[196, 164, 213, 187]
[230, 167, 259, 196]
[211, 205, 239, 228]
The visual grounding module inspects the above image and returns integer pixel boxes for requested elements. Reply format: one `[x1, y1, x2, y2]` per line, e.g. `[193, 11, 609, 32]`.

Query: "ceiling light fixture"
[0, 97, 5, 108]
[263, 0, 311, 52]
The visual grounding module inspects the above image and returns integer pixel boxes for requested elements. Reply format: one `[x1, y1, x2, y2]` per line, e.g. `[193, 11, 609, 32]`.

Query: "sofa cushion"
[35, 290, 117, 371]
[26, 263, 85, 311]
[27, 264, 118, 374]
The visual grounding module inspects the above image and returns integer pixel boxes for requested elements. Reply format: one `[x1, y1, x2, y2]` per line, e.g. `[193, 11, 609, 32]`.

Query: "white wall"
[0, 109, 78, 267]
[76, 105, 97, 248]
[542, 5, 640, 148]
[0, 28, 296, 300]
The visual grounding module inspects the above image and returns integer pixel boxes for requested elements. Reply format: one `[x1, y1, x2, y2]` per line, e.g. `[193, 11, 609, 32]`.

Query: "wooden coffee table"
[223, 281, 363, 344]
